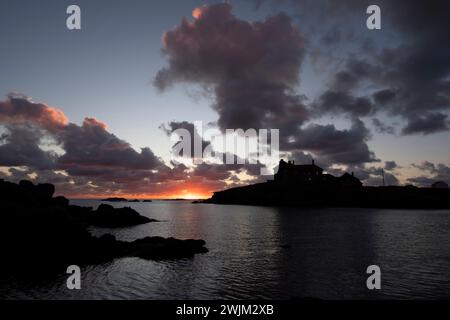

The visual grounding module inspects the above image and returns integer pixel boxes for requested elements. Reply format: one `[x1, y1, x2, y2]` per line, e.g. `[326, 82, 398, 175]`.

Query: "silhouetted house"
[431, 181, 449, 189]
[274, 159, 362, 188]
[275, 159, 323, 183]
[338, 172, 363, 188]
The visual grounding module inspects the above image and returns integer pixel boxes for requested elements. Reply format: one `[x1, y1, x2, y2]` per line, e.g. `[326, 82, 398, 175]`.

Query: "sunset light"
[192, 7, 203, 20]
[2, 0, 450, 305]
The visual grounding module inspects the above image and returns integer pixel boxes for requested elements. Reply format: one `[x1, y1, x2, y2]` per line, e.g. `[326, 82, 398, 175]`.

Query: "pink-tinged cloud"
[83, 117, 108, 130]
[155, 3, 307, 132]
[0, 93, 244, 197]
[0, 93, 68, 132]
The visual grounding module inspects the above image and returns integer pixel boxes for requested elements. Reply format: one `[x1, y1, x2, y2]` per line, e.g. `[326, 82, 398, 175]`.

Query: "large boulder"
[36, 183, 55, 202]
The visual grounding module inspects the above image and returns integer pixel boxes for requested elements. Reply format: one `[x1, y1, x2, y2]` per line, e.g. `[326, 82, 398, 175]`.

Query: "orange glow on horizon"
[62, 188, 213, 200]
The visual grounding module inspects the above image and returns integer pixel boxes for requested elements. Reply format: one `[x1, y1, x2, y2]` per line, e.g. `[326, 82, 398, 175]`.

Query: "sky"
[0, 0, 449, 198]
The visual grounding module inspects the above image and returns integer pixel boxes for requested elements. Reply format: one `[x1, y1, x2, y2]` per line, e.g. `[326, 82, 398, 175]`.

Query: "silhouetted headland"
[202, 159, 450, 209]
[0, 179, 207, 276]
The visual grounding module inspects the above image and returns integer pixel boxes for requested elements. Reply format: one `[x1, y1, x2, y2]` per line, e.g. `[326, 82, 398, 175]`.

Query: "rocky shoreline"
[0, 179, 207, 276]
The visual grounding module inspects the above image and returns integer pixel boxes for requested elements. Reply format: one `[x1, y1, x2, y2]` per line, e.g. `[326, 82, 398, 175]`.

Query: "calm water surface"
[3, 200, 450, 299]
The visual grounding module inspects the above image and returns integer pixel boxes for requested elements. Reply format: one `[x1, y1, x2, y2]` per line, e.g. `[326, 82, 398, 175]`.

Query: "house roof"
[279, 159, 323, 171]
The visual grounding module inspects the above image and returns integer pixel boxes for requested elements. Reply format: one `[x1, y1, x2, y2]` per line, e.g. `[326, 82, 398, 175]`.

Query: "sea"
[2, 200, 450, 299]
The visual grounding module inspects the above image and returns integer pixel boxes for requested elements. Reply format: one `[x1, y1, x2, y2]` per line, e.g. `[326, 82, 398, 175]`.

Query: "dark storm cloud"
[384, 161, 398, 171]
[257, 0, 450, 135]
[160, 120, 210, 159]
[314, 91, 375, 117]
[401, 113, 449, 135]
[351, 1, 450, 135]
[284, 118, 378, 165]
[373, 89, 397, 106]
[312, 58, 380, 117]
[0, 125, 57, 170]
[155, 3, 308, 132]
[58, 118, 163, 173]
[156, 3, 377, 167]
[371, 118, 395, 135]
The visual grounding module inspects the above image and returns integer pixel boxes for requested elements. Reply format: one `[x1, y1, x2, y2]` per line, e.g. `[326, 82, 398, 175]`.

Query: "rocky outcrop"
[95, 235, 208, 260]
[0, 179, 207, 276]
[90, 204, 156, 227]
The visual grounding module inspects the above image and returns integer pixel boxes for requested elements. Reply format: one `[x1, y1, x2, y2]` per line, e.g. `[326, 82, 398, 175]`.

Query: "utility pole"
[381, 168, 385, 187]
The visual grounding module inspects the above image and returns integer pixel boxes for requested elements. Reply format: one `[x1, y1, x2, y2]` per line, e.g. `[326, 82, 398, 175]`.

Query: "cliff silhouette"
[203, 160, 450, 209]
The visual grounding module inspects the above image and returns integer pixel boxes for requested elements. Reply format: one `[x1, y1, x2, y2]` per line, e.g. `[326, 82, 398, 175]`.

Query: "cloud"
[284, 118, 378, 165]
[372, 118, 395, 135]
[0, 93, 68, 132]
[155, 3, 308, 132]
[0, 94, 143, 176]
[384, 161, 398, 171]
[160, 121, 210, 159]
[0, 94, 244, 197]
[373, 89, 397, 106]
[0, 125, 58, 170]
[407, 161, 450, 187]
[401, 113, 449, 135]
[257, 0, 450, 135]
[155, 3, 378, 167]
[408, 161, 450, 187]
[0, 94, 185, 196]
[59, 118, 163, 173]
[314, 91, 375, 117]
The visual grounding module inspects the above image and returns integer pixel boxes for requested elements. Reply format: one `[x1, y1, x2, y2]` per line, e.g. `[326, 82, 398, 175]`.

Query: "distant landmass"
[202, 159, 450, 209]
[101, 197, 152, 203]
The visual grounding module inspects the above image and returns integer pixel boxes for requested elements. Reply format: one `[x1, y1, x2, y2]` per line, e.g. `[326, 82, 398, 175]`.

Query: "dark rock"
[125, 237, 208, 259]
[52, 196, 69, 207]
[19, 180, 34, 189]
[36, 183, 55, 201]
[0, 179, 208, 277]
[142, 200, 152, 203]
[128, 199, 140, 202]
[101, 197, 128, 202]
[91, 204, 157, 227]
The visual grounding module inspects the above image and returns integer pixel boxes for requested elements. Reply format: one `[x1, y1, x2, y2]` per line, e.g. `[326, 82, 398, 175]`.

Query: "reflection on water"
[2, 201, 450, 299]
